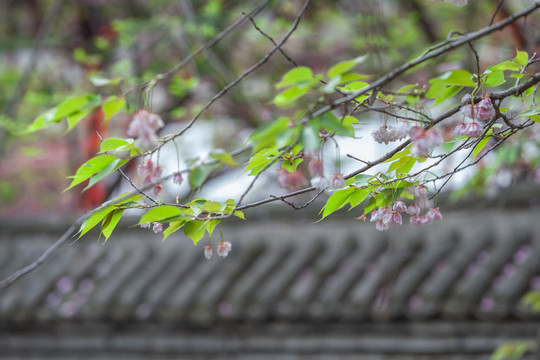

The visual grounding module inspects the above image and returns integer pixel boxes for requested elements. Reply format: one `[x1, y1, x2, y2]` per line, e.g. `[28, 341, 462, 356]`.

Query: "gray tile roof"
[2, 208, 540, 326]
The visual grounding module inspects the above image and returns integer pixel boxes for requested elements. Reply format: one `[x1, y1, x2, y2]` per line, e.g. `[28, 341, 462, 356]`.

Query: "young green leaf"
[139, 205, 183, 224]
[327, 55, 368, 78]
[319, 187, 355, 220]
[184, 220, 208, 245]
[276, 66, 314, 88]
[65, 154, 121, 191]
[189, 166, 212, 189]
[102, 96, 126, 121]
[101, 209, 124, 242]
[473, 135, 492, 158]
[210, 149, 239, 167]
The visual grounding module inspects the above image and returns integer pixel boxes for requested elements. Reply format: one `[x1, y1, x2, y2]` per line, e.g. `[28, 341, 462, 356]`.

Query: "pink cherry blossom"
[455, 122, 468, 137]
[410, 215, 424, 226]
[141, 222, 151, 229]
[393, 200, 407, 213]
[204, 244, 213, 260]
[152, 222, 163, 233]
[127, 110, 165, 150]
[460, 97, 495, 121]
[427, 207, 443, 221]
[372, 123, 411, 144]
[331, 173, 346, 189]
[217, 241, 232, 258]
[173, 172, 183, 185]
[465, 122, 483, 137]
[277, 169, 308, 192]
[387, 210, 402, 225]
[410, 128, 442, 157]
[153, 183, 163, 196]
[407, 204, 421, 216]
[376, 220, 389, 231]
[308, 158, 324, 178]
[414, 185, 428, 198]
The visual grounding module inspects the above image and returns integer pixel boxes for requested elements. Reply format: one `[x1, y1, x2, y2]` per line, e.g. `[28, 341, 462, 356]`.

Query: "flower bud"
[152, 222, 163, 233]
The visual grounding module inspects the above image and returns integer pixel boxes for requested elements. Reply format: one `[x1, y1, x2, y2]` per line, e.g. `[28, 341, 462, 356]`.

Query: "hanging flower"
[203, 244, 213, 260]
[393, 200, 408, 213]
[460, 96, 495, 121]
[331, 173, 346, 189]
[152, 222, 163, 233]
[173, 172, 183, 185]
[217, 241, 232, 258]
[308, 158, 324, 178]
[410, 127, 442, 157]
[465, 122, 484, 137]
[277, 169, 308, 192]
[427, 207, 443, 221]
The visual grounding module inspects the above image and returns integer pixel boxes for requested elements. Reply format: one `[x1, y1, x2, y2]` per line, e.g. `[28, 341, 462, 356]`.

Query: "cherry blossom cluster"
[203, 241, 232, 259]
[460, 95, 495, 122]
[454, 95, 494, 138]
[137, 159, 164, 196]
[369, 186, 443, 231]
[126, 110, 165, 150]
[371, 122, 411, 144]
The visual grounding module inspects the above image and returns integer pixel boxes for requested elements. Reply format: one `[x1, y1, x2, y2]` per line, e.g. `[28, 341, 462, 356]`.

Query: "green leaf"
[281, 158, 303, 172]
[189, 166, 212, 189]
[250, 117, 289, 151]
[473, 135, 491, 158]
[397, 83, 418, 93]
[139, 205, 183, 224]
[233, 210, 245, 220]
[438, 70, 476, 86]
[327, 55, 368, 78]
[244, 148, 280, 176]
[101, 209, 124, 242]
[163, 219, 188, 240]
[515, 50, 529, 67]
[277, 66, 314, 88]
[339, 81, 369, 93]
[354, 174, 374, 187]
[274, 85, 310, 106]
[320, 187, 355, 220]
[184, 220, 208, 245]
[99, 138, 135, 153]
[313, 112, 355, 137]
[202, 201, 222, 213]
[349, 188, 370, 210]
[65, 154, 119, 191]
[210, 149, 239, 167]
[102, 96, 126, 121]
[206, 220, 221, 238]
[489, 60, 520, 72]
[84, 158, 128, 191]
[78, 206, 115, 238]
[300, 126, 320, 151]
[483, 70, 505, 88]
[25, 94, 102, 133]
